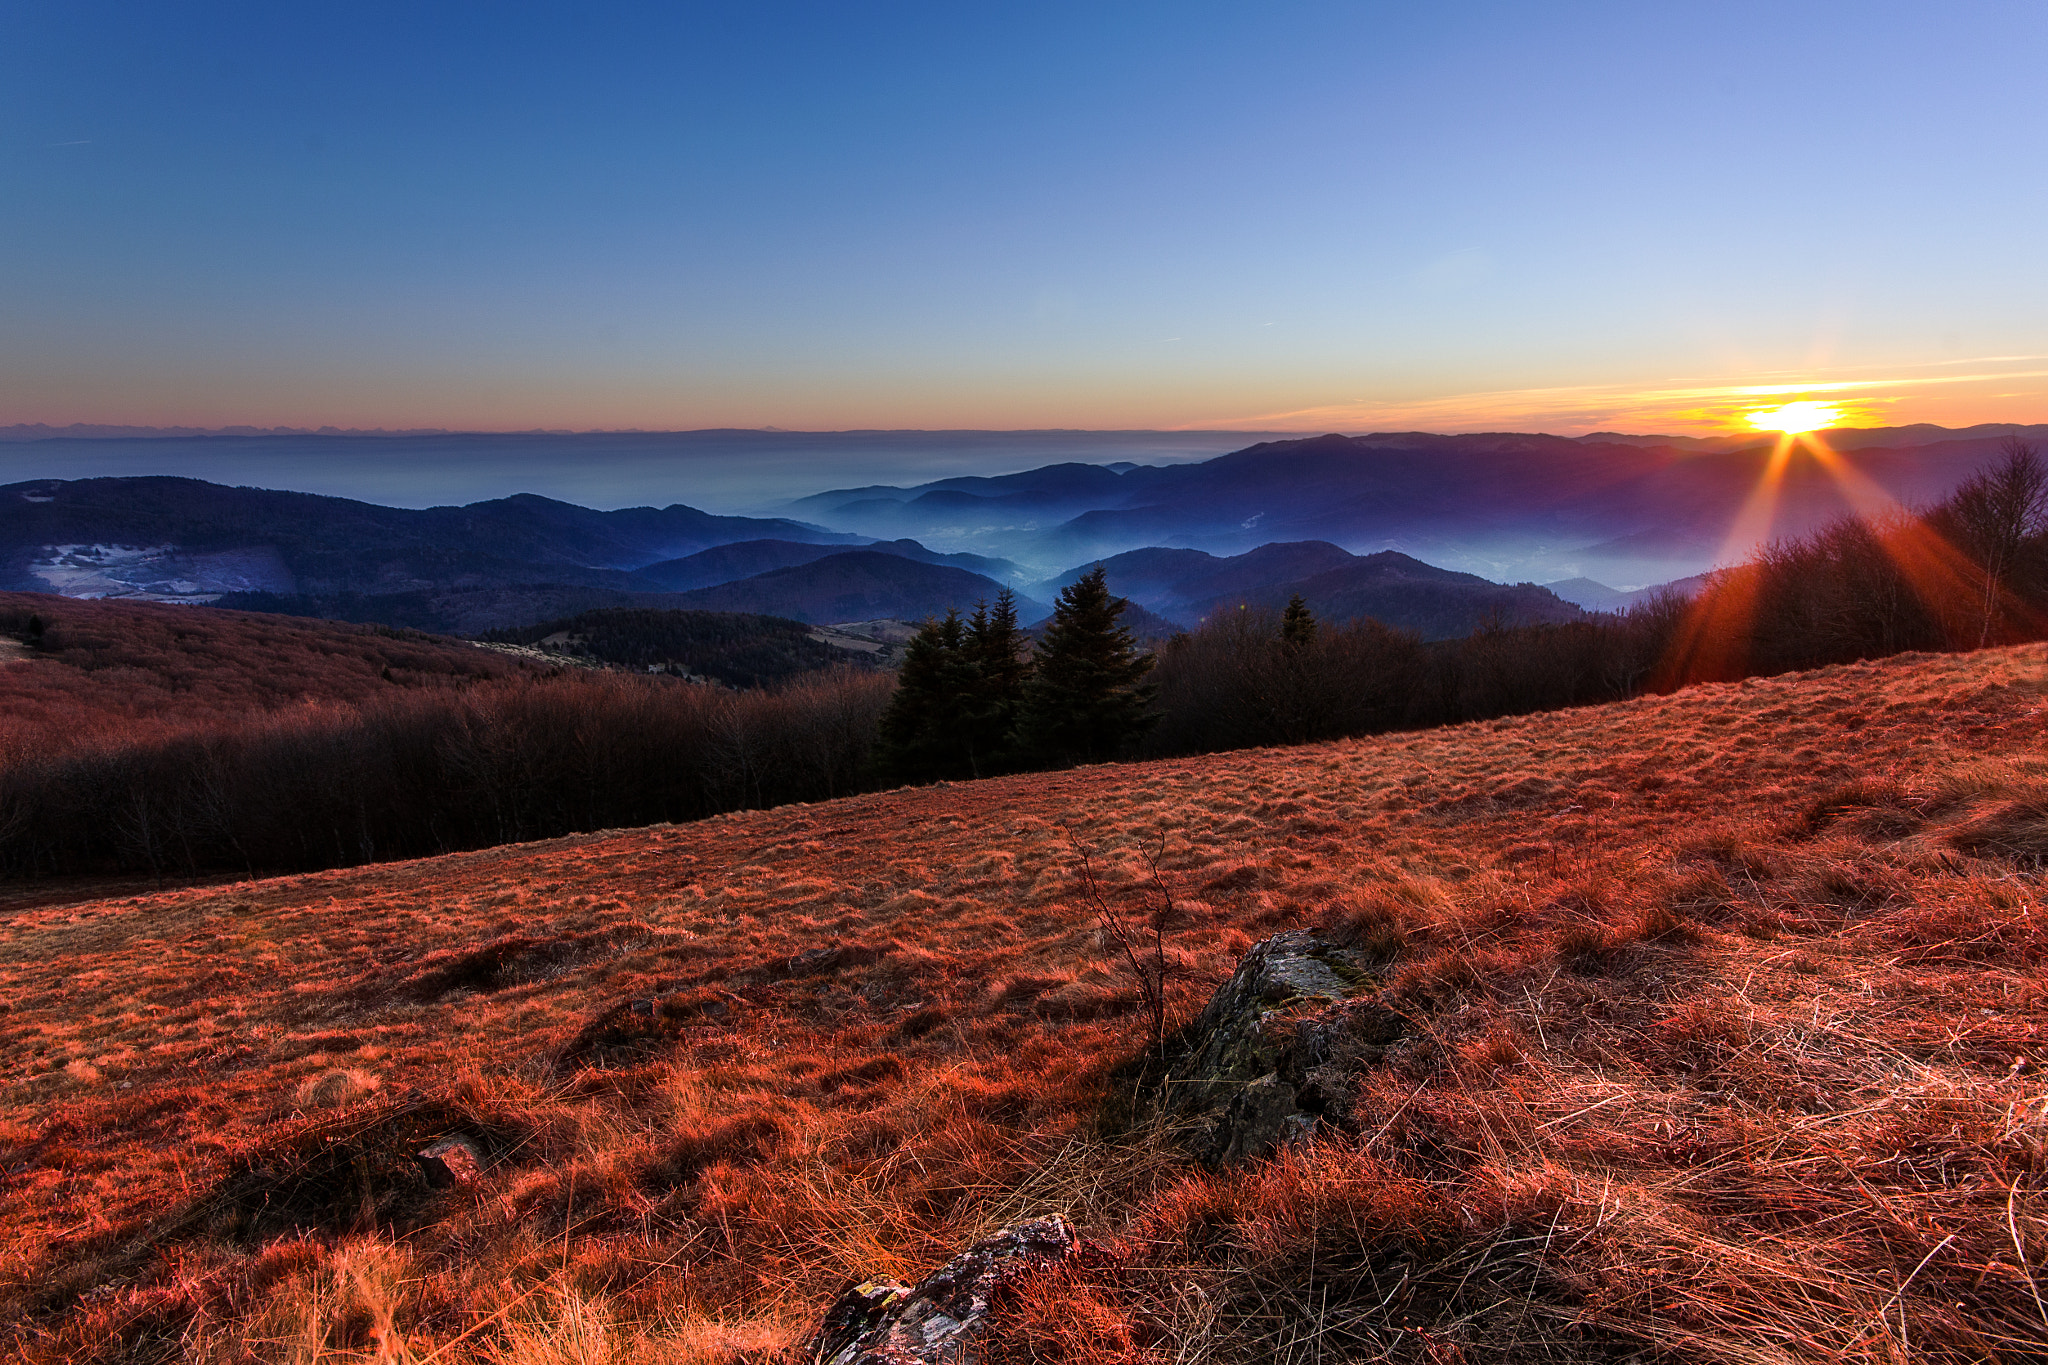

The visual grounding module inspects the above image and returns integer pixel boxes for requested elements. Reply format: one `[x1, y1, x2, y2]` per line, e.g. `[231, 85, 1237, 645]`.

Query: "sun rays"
[1664, 417, 1990, 682]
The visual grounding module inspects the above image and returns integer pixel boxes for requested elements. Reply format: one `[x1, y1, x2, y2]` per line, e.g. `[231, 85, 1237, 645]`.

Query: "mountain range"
[782, 425, 2046, 585]
[1063, 541, 1585, 638]
[0, 478, 1058, 633]
[0, 475, 1594, 640]
[5, 420, 2025, 641]
[0, 476, 859, 595]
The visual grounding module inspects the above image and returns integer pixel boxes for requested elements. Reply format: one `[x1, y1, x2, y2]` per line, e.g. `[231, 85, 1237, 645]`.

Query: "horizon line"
[8, 418, 2048, 444]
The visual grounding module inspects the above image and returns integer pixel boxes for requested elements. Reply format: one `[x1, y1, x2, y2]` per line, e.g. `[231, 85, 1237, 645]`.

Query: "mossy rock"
[1160, 931, 1408, 1166]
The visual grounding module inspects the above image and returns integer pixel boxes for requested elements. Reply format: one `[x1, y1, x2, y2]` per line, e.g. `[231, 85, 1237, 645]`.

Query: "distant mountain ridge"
[1577, 422, 2048, 454]
[1046, 540, 1585, 640]
[0, 423, 474, 441]
[1543, 573, 1710, 612]
[787, 424, 2039, 585]
[0, 476, 860, 599]
[660, 552, 1052, 625]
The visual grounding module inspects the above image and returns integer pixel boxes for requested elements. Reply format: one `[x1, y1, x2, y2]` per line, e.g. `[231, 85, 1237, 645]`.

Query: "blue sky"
[5, 1, 2046, 435]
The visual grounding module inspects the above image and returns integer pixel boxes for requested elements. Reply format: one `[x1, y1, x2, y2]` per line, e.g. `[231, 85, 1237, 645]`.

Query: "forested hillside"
[482, 608, 878, 687]
[0, 593, 535, 734]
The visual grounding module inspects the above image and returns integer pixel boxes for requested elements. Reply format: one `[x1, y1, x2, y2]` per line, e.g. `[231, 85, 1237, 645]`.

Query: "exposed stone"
[798, 1216, 1078, 1365]
[789, 946, 840, 974]
[416, 1136, 483, 1189]
[1160, 930, 1407, 1167]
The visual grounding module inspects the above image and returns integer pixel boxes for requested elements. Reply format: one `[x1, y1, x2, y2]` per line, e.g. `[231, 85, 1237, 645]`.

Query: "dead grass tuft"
[295, 1068, 383, 1111]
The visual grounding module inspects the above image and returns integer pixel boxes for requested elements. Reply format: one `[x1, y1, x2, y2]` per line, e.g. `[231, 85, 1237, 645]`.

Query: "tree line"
[0, 668, 892, 880]
[877, 568, 1158, 780]
[0, 443, 2040, 881]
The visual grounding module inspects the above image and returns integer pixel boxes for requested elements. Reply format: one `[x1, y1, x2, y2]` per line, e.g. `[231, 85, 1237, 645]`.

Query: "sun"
[1745, 400, 1842, 434]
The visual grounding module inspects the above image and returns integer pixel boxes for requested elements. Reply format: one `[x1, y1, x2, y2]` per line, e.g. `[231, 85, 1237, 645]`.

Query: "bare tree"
[1939, 438, 2048, 646]
[1070, 837, 1180, 1058]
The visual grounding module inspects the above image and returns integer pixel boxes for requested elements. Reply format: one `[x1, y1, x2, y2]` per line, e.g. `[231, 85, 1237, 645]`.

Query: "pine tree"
[960, 588, 1030, 776]
[1018, 566, 1157, 766]
[1280, 593, 1317, 648]
[876, 609, 974, 781]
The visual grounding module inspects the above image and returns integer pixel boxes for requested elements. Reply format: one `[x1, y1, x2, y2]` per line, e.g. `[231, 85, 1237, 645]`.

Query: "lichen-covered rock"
[799, 1216, 1078, 1365]
[1162, 931, 1407, 1166]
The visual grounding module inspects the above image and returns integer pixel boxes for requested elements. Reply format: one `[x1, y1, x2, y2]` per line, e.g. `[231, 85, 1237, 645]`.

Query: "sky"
[5, 1, 2048, 440]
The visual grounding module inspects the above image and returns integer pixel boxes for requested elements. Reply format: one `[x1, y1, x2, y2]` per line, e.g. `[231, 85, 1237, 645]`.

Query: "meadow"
[3, 640, 2044, 1363]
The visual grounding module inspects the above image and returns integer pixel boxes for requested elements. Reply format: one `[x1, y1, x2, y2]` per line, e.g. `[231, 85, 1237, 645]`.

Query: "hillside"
[0, 591, 539, 738]
[664, 550, 1053, 625]
[634, 538, 1022, 594]
[481, 607, 884, 687]
[1262, 551, 1584, 639]
[5, 644, 2045, 1362]
[209, 583, 687, 637]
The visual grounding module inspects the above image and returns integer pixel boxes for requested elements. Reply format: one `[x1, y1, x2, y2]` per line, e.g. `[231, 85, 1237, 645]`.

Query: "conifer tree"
[876, 609, 973, 781]
[1017, 566, 1157, 765]
[1280, 593, 1317, 648]
[961, 588, 1030, 776]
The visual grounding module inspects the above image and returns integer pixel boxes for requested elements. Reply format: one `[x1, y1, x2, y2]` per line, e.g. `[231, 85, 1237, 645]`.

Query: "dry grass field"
[4, 644, 2046, 1363]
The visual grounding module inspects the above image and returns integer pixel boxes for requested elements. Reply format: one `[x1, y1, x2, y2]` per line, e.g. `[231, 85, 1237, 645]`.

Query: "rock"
[1160, 931, 1407, 1167]
[789, 945, 842, 975]
[417, 1136, 483, 1189]
[785, 943, 885, 979]
[798, 1216, 1078, 1365]
[629, 998, 655, 1016]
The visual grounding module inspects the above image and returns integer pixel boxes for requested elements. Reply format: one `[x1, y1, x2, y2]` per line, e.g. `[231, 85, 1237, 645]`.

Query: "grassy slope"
[3, 645, 2046, 1363]
[0, 592, 536, 740]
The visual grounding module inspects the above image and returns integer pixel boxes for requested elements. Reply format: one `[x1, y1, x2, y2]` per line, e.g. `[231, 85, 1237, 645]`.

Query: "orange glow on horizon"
[1176, 358, 2048, 437]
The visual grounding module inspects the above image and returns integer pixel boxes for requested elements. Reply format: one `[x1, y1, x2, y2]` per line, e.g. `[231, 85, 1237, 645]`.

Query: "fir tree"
[876, 609, 974, 781]
[960, 588, 1030, 776]
[1280, 593, 1318, 648]
[1017, 566, 1157, 765]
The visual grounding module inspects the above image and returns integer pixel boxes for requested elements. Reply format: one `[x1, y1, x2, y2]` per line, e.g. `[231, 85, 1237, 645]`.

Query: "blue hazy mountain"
[0, 476, 860, 602]
[786, 427, 2036, 585]
[1045, 541, 1585, 640]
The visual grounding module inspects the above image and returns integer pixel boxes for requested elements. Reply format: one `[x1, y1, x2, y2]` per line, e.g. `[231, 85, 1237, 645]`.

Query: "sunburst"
[1745, 401, 1842, 435]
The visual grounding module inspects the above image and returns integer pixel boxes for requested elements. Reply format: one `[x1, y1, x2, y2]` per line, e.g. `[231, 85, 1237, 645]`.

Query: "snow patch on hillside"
[27, 544, 296, 603]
